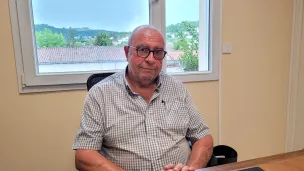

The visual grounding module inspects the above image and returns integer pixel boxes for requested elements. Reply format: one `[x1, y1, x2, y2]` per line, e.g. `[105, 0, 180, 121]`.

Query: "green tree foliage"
[94, 32, 113, 46]
[175, 21, 199, 71]
[78, 36, 85, 43]
[66, 27, 76, 47]
[166, 21, 198, 35]
[116, 41, 128, 47]
[84, 38, 96, 46]
[35, 28, 66, 48]
[172, 39, 188, 51]
[74, 42, 83, 47]
[34, 24, 130, 42]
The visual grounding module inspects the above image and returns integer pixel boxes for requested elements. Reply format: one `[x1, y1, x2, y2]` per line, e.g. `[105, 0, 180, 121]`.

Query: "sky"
[32, 0, 200, 32]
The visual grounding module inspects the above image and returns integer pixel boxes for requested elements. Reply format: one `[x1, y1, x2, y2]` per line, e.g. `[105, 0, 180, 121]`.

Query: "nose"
[144, 51, 155, 63]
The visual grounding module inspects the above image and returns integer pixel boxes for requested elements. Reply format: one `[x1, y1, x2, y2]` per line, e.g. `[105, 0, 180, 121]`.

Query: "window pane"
[166, 0, 209, 73]
[31, 0, 149, 74]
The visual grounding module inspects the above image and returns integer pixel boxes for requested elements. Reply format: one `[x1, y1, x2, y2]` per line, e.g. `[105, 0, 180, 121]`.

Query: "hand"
[161, 163, 195, 171]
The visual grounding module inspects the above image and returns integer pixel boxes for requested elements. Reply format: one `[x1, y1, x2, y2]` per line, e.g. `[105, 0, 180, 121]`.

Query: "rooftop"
[37, 46, 182, 64]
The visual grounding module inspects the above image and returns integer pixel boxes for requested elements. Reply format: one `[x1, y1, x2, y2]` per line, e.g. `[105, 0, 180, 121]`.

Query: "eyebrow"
[135, 44, 164, 50]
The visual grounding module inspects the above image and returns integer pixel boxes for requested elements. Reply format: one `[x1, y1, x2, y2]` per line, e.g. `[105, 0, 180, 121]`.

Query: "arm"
[73, 91, 125, 171]
[75, 150, 125, 171]
[187, 135, 213, 169]
[185, 88, 213, 169]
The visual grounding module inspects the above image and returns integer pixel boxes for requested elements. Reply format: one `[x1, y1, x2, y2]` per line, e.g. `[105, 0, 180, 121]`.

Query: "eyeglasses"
[129, 46, 167, 60]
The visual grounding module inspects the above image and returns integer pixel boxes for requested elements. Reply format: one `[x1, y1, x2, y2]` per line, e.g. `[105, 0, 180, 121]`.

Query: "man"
[73, 25, 213, 171]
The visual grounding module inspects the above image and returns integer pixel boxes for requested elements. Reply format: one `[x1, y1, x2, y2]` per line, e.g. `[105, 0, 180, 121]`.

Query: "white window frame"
[9, 0, 221, 93]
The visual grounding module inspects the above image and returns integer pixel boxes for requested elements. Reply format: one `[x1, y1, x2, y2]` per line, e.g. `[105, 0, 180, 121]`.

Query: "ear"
[124, 46, 129, 61]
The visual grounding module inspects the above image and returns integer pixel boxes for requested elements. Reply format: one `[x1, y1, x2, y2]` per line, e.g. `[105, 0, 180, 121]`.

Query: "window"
[9, 0, 221, 93]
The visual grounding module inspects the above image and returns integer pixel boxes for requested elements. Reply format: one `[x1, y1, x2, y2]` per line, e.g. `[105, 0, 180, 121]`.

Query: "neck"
[126, 73, 156, 89]
[126, 73, 157, 104]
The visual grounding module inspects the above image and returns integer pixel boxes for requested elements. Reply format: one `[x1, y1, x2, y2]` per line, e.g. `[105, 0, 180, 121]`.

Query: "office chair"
[86, 72, 115, 91]
[86, 73, 238, 168]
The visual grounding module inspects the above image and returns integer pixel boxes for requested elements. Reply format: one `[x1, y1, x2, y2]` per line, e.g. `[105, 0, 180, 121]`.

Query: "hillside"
[34, 21, 199, 39]
[34, 24, 130, 40]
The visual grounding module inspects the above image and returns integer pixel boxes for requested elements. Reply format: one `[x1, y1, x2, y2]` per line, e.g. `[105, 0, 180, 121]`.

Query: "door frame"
[286, 0, 304, 152]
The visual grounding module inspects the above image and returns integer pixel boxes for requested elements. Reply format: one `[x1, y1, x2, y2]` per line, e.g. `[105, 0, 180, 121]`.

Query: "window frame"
[9, 0, 222, 93]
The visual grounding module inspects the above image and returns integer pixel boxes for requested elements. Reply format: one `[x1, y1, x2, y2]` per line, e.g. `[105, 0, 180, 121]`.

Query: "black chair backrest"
[86, 72, 115, 91]
[213, 145, 238, 165]
[206, 145, 238, 167]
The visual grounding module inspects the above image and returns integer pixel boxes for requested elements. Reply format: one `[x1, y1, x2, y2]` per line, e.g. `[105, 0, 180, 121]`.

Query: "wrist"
[186, 161, 202, 170]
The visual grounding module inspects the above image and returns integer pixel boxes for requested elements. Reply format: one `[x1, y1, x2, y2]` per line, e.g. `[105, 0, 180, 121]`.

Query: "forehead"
[131, 28, 164, 47]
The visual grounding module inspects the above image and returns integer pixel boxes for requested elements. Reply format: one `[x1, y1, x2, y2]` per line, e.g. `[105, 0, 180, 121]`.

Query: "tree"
[78, 36, 85, 43]
[116, 41, 128, 47]
[176, 21, 199, 71]
[84, 37, 96, 46]
[74, 42, 83, 47]
[166, 21, 198, 35]
[66, 27, 76, 47]
[172, 38, 188, 51]
[35, 28, 66, 48]
[94, 32, 113, 46]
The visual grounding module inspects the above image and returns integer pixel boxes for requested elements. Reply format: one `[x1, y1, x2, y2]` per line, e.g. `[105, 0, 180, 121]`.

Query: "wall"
[221, 0, 292, 160]
[0, 0, 292, 170]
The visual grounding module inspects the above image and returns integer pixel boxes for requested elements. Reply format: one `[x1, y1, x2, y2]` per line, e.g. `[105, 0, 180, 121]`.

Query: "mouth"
[140, 67, 155, 71]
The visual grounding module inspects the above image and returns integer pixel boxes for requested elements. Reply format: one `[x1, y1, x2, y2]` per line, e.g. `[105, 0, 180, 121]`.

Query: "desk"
[197, 150, 304, 171]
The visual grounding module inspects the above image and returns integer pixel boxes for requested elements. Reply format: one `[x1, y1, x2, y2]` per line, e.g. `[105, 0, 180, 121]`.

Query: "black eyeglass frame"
[129, 46, 167, 60]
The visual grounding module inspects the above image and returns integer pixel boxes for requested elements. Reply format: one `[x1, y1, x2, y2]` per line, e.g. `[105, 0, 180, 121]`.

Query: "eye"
[154, 50, 163, 54]
[137, 48, 150, 53]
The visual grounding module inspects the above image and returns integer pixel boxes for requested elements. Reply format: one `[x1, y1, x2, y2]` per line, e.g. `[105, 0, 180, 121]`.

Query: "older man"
[73, 25, 213, 171]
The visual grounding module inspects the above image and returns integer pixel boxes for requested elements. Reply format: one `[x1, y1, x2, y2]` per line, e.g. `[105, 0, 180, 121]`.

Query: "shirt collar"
[123, 66, 162, 95]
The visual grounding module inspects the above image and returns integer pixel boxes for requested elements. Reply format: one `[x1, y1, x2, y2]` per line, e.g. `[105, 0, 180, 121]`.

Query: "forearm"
[187, 135, 213, 169]
[75, 150, 125, 171]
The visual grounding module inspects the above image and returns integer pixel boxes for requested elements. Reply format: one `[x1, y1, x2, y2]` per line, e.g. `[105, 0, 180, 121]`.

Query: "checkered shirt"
[72, 70, 210, 171]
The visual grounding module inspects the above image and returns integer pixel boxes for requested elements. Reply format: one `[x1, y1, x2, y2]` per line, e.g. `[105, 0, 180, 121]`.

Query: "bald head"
[124, 25, 164, 87]
[128, 25, 164, 46]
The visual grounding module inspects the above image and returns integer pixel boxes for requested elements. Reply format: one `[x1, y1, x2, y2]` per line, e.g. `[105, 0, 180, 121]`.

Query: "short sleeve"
[72, 91, 105, 150]
[185, 90, 210, 144]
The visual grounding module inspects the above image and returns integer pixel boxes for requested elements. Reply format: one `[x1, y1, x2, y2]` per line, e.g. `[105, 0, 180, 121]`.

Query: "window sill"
[17, 72, 219, 93]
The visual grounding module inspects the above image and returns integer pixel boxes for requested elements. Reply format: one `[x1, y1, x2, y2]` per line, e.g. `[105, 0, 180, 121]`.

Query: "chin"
[140, 76, 154, 81]
[139, 74, 155, 82]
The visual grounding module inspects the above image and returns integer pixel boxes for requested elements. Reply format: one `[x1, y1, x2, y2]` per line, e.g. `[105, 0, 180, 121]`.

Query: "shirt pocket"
[163, 100, 189, 135]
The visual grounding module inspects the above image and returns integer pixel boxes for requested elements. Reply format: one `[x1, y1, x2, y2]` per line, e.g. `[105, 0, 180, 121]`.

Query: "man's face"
[124, 28, 164, 84]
